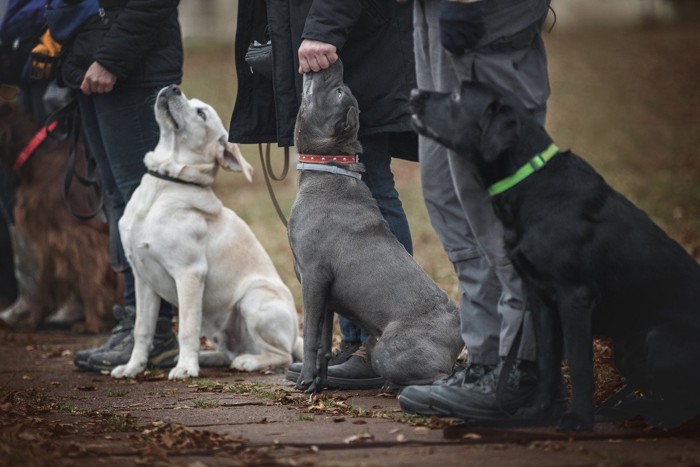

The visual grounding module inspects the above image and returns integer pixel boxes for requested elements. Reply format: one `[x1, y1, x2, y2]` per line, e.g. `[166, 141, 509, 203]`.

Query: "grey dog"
[288, 60, 463, 393]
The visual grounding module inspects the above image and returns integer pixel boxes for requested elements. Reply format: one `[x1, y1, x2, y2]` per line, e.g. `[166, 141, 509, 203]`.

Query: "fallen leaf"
[344, 432, 374, 444]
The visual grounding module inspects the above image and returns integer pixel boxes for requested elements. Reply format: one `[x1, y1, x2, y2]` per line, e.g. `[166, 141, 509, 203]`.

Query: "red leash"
[13, 121, 59, 170]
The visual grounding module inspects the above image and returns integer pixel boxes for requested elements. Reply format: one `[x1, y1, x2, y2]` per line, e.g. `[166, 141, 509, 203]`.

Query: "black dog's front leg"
[558, 286, 596, 432]
[516, 296, 563, 420]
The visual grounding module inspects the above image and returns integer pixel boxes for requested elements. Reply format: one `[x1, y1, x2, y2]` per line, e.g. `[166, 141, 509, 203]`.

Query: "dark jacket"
[230, 0, 417, 160]
[60, 0, 182, 89]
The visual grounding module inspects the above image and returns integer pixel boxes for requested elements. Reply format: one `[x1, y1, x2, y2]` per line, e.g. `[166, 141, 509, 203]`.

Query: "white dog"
[111, 85, 302, 380]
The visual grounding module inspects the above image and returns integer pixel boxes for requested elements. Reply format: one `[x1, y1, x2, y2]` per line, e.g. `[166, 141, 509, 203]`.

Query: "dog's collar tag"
[296, 162, 362, 180]
[487, 143, 559, 196]
[298, 154, 358, 164]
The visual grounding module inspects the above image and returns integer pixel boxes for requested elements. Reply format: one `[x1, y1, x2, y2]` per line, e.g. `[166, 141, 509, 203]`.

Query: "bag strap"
[258, 142, 290, 228]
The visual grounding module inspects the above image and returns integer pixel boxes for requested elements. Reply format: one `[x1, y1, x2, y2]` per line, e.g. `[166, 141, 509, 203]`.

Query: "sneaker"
[84, 315, 179, 374]
[74, 305, 135, 370]
[399, 359, 537, 420]
[398, 362, 496, 416]
[285, 340, 361, 383]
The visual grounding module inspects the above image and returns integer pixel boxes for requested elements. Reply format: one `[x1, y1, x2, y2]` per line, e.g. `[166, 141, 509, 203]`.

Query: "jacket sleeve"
[301, 0, 363, 51]
[93, 0, 179, 81]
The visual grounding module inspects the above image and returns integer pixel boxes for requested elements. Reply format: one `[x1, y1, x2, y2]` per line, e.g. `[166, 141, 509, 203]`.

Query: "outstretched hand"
[439, 0, 485, 56]
[298, 39, 339, 74]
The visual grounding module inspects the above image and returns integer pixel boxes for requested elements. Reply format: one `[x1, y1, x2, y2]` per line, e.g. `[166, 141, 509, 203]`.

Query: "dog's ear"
[219, 141, 254, 182]
[336, 106, 359, 139]
[344, 106, 359, 132]
[479, 101, 520, 162]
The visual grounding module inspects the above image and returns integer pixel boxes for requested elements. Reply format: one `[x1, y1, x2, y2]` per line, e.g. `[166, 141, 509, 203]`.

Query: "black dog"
[409, 81, 700, 432]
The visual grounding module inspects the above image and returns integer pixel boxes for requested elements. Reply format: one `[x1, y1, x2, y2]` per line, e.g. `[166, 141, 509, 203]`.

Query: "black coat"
[230, 0, 417, 160]
[60, 0, 182, 89]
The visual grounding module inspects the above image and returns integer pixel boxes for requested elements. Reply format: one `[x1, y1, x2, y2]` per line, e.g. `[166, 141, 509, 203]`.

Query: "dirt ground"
[1, 330, 699, 466]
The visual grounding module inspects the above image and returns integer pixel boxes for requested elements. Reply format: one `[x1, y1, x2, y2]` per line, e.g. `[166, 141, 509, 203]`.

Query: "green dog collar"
[487, 143, 559, 196]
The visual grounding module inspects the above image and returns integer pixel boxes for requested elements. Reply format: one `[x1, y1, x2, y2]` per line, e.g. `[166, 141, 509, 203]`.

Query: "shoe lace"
[349, 345, 369, 360]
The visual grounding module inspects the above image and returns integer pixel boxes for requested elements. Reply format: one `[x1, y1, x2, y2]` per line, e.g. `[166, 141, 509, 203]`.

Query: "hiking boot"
[84, 315, 179, 374]
[397, 362, 496, 416]
[74, 305, 135, 370]
[399, 359, 537, 420]
[434, 362, 496, 386]
[285, 340, 361, 383]
[324, 345, 385, 389]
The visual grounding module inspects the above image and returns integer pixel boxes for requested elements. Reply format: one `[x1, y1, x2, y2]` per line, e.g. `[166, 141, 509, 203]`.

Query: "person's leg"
[75, 88, 177, 372]
[359, 133, 413, 256]
[0, 170, 18, 310]
[399, 0, 549, 419]
[413, 0, 502, 367]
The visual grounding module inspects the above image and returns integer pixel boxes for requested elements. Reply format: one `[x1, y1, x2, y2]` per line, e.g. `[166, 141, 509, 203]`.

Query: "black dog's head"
[409, 81, 540, 163]
[294, 59, 362, 156]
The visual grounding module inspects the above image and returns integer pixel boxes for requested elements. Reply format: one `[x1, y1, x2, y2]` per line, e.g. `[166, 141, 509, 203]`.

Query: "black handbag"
[244, 40, 273, 80]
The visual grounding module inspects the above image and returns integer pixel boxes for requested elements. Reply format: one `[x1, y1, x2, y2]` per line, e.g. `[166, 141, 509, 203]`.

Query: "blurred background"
[177, 0, 700, 311]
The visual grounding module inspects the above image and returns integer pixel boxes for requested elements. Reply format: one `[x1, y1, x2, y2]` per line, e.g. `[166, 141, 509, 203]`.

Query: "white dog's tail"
[292, 336, 304, 362]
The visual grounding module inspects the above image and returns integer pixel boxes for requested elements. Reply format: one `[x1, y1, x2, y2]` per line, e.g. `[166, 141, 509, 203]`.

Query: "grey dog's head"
[294, 60, 362, 156]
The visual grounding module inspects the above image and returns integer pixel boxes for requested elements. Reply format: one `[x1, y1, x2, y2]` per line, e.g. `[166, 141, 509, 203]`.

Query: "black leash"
[258, 142, 290, 228]
[45, 98, 127, 273]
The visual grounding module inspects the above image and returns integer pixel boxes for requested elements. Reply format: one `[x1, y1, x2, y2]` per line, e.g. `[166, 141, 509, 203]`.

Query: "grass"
[180, 22, 700, 326]
[193, 398, 220, 409]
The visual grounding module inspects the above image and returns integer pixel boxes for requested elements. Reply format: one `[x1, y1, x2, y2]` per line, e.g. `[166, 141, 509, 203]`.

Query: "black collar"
[147, 169, 204, 187]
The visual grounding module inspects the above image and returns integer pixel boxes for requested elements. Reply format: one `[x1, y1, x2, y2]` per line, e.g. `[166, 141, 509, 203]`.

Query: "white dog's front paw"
[168, 364, 199, 380]
[231, 354, 264, 372]
[111, 362, 144, 379]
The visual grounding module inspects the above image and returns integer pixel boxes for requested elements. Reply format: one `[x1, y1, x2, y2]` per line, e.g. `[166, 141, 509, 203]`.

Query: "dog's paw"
[111, 363, 144, 379]
[558, 410, 594, 432]
[168, 364, 199, 380]
[231, 354, 263, 372]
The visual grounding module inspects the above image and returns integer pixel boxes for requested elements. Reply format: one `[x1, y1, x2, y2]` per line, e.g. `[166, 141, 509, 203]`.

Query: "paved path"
[1, 329, 699, 466]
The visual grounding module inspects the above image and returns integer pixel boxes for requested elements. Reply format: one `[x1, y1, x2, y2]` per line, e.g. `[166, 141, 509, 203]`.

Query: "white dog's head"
[148, 85, 253, 185]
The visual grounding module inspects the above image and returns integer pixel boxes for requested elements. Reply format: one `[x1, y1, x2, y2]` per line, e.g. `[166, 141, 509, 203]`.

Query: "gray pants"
[413, 0, 550, 364]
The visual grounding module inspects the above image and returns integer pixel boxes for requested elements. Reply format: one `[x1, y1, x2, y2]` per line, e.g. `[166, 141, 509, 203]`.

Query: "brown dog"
[0, 100, 121, 333]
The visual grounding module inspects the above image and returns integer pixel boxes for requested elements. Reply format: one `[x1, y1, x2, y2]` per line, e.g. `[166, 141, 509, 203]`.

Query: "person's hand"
[439, 0, 485, 56]
[298, 39, 338, 74]
[80, 61, 117, 95]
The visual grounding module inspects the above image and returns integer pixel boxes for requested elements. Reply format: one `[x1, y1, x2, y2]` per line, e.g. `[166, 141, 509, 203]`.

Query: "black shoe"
[325, 345, 385, 389]
[285, 340, 361, 383]
[84, 315, 179, 374]
[434, 362, 496, 386]
[398, 362, 496, 416]
[399, 359, 537, 420]
[74, 305, 135, 370]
